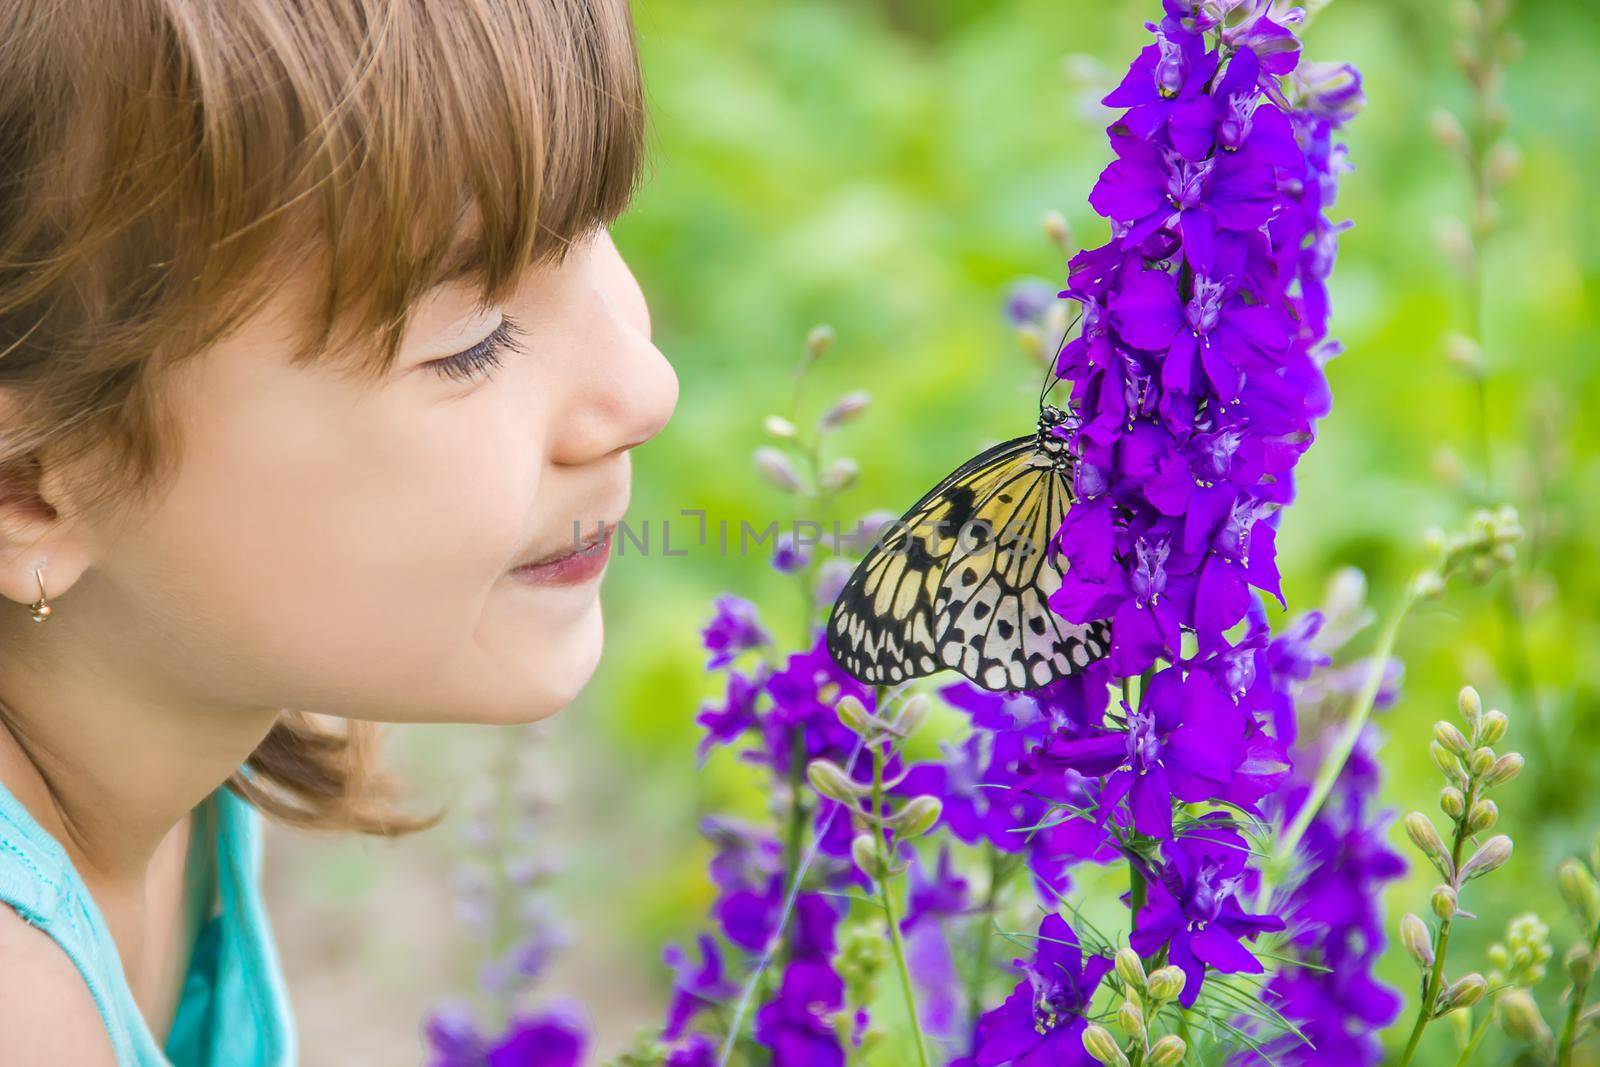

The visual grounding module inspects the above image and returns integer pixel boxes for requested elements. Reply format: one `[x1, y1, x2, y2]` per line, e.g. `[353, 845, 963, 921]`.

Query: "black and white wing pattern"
[825, 414, 1111, 692]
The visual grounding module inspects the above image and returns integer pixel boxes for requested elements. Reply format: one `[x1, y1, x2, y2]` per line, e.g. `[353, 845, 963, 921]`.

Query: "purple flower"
[663, 935, 739, 1041]
[763, 632, 875, 773]
[702, 817, 785, 952]
[1039, 667, 1251, 838]
[971, 913, 1113, 1067]
[695, 667, 764, 758]
[903, 845, 972, 930]
[1293, 61, 1364, 123]
[1131, 816, 1284, 1007]
[1101, 30, 1220, 155]
[423, 1002, 486, 1067]
[1088, 121, 1295, 271]
[753, 959, 846, 1067]
[1217, 0, 1305, 75]
[772, 531, 811, 573]
[753, 894, 847, 1066]
[1004, 277, 1060, 327]
[665, 1034, 719, 1067]
[701, 594, 771, 670]
[482, 1003, 589, 1067]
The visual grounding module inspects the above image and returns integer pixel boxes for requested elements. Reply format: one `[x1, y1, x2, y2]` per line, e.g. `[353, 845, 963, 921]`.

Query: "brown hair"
[0, 0, 648, 834]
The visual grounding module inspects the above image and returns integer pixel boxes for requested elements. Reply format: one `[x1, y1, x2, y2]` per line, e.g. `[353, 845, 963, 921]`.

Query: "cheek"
[119, 383, 560, 716]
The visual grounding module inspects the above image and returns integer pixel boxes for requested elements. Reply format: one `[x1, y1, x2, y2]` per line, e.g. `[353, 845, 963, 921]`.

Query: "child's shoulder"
[0, 902, 119, 1065]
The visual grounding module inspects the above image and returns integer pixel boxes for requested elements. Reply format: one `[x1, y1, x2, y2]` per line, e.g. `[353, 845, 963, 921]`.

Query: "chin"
[491, 605, 606, 724]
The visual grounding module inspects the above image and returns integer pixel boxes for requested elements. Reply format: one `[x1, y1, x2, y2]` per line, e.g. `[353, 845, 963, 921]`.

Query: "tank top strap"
[0, 775, 174, 1064]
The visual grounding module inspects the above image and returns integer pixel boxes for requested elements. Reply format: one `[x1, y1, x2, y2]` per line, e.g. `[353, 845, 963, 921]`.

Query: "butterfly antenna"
[1036, 302, 1086, 412]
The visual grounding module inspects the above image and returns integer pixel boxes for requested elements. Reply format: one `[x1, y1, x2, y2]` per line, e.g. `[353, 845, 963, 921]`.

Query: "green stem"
[967, 845, 1006, 1032]
[1257, 584, 1415, 909]
[871, 735, 931, 1067]
[781, 734, 807, 911]
[1397, 783, 1476, 1067]
[1455, 1000, 1495, 1067]
[1557, 922, 1600, 1066]
[1398, 919, 1455, 1067]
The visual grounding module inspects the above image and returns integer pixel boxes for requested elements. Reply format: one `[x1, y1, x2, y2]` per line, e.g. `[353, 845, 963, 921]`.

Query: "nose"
[549, 232, 678, 465]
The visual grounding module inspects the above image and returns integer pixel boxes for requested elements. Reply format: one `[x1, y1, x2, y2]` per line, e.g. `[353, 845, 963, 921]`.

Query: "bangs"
[66, 0, 648, 383]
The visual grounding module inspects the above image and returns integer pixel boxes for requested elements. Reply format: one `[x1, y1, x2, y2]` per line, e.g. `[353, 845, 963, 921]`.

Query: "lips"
[513, 517, 616, 570]
[510, 526, 615, 587]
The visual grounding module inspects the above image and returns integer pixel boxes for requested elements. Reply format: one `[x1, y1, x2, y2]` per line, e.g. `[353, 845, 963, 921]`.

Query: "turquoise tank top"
[0, 773, 297, 1066]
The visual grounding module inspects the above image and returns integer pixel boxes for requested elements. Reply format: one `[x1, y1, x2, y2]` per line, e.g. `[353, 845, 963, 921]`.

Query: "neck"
[0, 622, 279, 889]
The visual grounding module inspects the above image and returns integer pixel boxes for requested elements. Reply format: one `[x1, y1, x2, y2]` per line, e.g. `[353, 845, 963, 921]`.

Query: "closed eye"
[426, 316, 527, 384]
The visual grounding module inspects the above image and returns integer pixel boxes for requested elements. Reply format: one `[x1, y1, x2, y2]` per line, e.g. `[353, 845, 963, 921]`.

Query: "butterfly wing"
[933, 448, 1111, 690]
[825, 435, 1111, 691]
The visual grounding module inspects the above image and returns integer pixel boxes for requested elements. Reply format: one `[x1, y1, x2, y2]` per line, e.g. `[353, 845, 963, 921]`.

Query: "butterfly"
[825, 382, 1114, 692]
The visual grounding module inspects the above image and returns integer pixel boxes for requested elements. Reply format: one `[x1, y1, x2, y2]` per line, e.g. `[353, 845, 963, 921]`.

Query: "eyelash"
[428, 315, 527, 383]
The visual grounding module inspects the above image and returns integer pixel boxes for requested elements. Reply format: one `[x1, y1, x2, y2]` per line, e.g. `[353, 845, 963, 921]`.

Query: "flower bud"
[1015, 323, 1047, 363]
[887, 795, 943, 840]
[819, 457, 860, 494]
[1148, 1035, 1187, 1067]
[1499, 988, 1551, 1045]
[1479, 710, 1508, 746]
[1440, 786, 1466, 819]
[1483, 753, 1524, 787]
[804, 324, 835, 362]
[1460, 835, 1513, 882]
[1438, 973, 1488, 1014]
[1117, 996, 1145, 1041]
[1434, 720, 1471, 756]
[1488, 140, 1522, 186]
[1115, 947, 1146, 991]
[1558, 860, 1600, 927]
[836, 695, 872, 736]
[764, 414, 797, 439]
[1429, 741, 1461, 780]
[1469, 747, 1496, 777]
[1081, 1025, 1129, 1067]
[1443, 333, 1484, 375]
[851, 834, 887, 879]
[754, 447, 802, 493]
[806, 759, 866, 803]
[890, 694, 931, 737]
[1405, 813, 1455, 879]
[1042, 210, 1072, 252]
[1432, 884, 1459, 920]
[1569, 944, 1597, 986]
[1412, 570, 1447, 599]
[1401, 913, 1436, 970]
[1146, 966, 1186, 1002]
[818, 390, 871, 431]
[1467, 799, 1499, 833]
[1457, 685, 1483, 727]
[1430, 108, 1468, 152]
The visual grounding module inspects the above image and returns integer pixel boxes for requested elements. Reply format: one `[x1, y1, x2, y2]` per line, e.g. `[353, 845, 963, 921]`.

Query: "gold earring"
[29, 566, 51, 623]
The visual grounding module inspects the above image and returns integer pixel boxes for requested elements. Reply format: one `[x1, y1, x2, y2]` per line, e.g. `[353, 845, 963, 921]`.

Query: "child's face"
[59, 226, 676, 725]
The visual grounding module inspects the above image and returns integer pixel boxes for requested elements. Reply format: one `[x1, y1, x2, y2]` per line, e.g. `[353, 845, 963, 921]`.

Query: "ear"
[0, 391, 93, 611]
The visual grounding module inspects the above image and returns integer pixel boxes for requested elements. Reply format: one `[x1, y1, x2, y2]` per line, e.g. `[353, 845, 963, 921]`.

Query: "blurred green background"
[261, 0, 1600, 1062]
